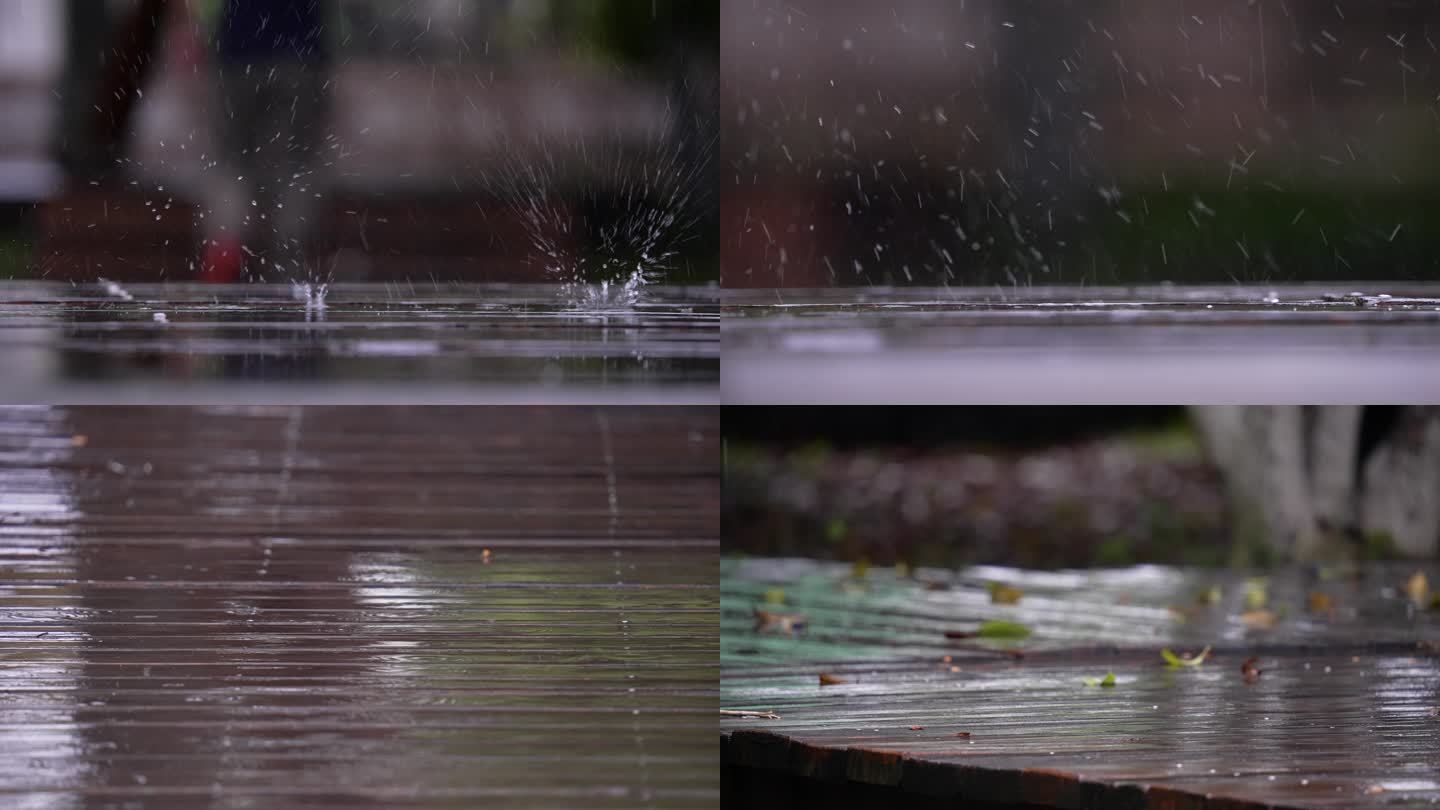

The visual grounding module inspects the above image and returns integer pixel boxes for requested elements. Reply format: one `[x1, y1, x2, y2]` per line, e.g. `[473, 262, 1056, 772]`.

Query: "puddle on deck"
[0, 407, 720, 808]
[0, 283, 719, 403]
[721, 557, 1440, 809]
[723, 285, 1440, 403]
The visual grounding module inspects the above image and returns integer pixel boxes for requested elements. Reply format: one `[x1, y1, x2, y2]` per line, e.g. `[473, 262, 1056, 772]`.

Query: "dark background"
[722, 0, 1440, 287]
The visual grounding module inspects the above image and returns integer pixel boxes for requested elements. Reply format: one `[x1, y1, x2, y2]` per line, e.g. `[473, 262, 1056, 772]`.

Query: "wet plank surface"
[722, 285, 1440, 403]
[0, 406, 720, 808]
[720, 557, 1440, 809]
[0, 283, 719, 404]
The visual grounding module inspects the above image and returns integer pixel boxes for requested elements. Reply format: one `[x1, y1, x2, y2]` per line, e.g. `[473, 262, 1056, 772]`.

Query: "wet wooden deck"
[722, 285, 1440, 404]
[720, 558, 1440, 809]
[0, 282, 719, 404]
[0, 406, 719, 808]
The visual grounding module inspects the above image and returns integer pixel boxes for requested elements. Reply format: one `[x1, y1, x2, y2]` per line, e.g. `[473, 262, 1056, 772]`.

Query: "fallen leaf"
[1240, 609, 1278, 630]
[754, 610, 807, 635]
[976, 620, 1031, 639]
[1196, 585, 1222, 606]
[1241, 657, 1262, 684]
[1307, 591, 1333, 614]
[1161, 646, 1212, 668]
[948, 665, 961, 673]
[818, 673, 847, 686]
[1244, 577, 1269, 610]
[908, 725, 925, 731]
[1366, 785, 1385, 795]
[1405, 571, 1430, 609]
[481, 548, 492, 564]
[920, 579, 950, 591]
[1082, 672, 1117, 688]
[987, 582, 1024, 605]
[941, 655, 953, 664]
[70, 435, 88, 447]
[762, 588, 787, 605]
[953, 731, 972, 738]
[895, 561, 911, 578]
[851, 558, 870, 580]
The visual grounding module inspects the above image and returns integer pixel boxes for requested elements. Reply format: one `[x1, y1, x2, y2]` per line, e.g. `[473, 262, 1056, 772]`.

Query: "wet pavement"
[722, 285, 1440, 403]
[0, 283, 719, 404]
[721, 557, 1440, 809]
[0, 406, 720, 808]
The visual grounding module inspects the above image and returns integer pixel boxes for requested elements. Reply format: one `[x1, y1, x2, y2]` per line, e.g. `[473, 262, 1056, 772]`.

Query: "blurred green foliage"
[0, 231, 33, 280]
[546, 0, 717, 67]
[1092, 185, 1440, 282]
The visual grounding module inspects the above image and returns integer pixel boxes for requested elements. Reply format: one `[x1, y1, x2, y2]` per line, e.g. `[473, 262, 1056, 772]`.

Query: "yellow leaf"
[851, 558, 870, 580]
[1243, 578, 1269, 610]
[1405, 571, 1430, 609]
[1161, 646, 1212, 667]
[1307, 591, 1333, 613]
[763, 588, 786, 605]
[987, 582, 1024, 605]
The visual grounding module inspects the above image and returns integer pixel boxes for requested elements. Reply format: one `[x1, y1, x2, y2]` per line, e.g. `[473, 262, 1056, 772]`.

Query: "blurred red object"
[200, 237, 243, 284]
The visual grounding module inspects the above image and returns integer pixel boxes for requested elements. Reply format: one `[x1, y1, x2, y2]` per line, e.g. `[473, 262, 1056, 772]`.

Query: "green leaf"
[1082, 672, 1117, 688]
[977, 620, 1031, 639]
[1161, 645, 1212, 668]
[1243, 578, 1269, 610]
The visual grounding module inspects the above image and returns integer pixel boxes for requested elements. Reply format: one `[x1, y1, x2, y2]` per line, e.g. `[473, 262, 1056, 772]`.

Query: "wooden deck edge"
[721, 729, 1311, 810]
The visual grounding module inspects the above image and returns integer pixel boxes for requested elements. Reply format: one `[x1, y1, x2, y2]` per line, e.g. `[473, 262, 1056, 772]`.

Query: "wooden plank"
[720, 285, 1440, 404]
[0, 406, 720, 808]
[721, 558, 1440, 809]
[0, 282, 720, 403]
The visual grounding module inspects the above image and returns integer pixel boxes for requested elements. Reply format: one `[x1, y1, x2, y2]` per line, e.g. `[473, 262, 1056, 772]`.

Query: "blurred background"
[0, 0, 718, 284]
[724, 406, 1440, 568]
[722, 0, 1440, 287]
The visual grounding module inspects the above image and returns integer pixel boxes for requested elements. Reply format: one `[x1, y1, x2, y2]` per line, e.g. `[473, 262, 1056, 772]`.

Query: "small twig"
[721, 709, 781, 720]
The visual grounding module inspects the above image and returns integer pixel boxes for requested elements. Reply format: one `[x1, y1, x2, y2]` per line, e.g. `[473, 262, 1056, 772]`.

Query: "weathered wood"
[721, 557, 1440, 809]
[0, 406, 719, 808]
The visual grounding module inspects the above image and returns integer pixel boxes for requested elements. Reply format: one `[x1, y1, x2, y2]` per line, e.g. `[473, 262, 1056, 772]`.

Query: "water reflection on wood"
[0, 283, 719, 403]
[721, 557, 1440, 809]
[722, 285, 1440, 403]
[0, 407, 719, 808]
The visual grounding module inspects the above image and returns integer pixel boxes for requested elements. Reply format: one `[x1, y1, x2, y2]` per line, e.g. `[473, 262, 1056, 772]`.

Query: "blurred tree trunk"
[1193, 406, 1440, 562]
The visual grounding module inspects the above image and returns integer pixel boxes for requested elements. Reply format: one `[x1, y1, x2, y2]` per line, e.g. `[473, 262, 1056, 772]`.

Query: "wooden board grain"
[721, 558, 1440, 809]
[0, 406, 719, 808]
[0, 282, 719, 403]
